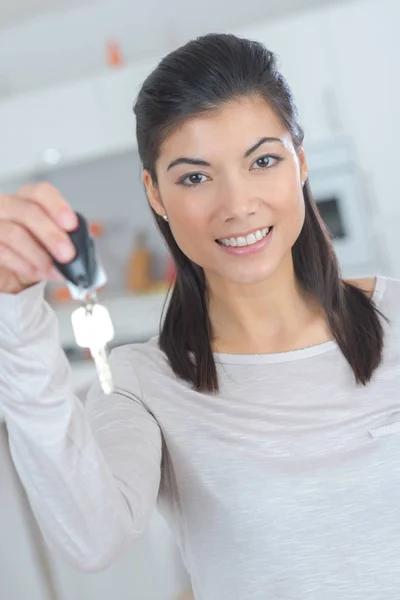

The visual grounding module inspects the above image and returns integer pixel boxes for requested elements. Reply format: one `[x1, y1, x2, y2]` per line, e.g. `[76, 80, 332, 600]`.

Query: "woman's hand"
[0, 182, 78, 294]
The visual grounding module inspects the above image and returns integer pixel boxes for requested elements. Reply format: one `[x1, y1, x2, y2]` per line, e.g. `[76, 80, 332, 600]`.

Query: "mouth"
[215, 226, 273, 248]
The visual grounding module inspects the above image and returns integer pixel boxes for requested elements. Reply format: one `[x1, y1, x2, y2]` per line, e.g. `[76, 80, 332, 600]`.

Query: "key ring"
[76, 277, 98, 316]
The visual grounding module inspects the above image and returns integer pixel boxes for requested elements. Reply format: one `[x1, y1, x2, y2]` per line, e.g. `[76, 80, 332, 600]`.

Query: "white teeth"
[218, 227, 271, 247]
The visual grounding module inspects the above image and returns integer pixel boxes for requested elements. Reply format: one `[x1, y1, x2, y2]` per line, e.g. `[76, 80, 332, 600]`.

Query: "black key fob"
[52, 212, 98, 289]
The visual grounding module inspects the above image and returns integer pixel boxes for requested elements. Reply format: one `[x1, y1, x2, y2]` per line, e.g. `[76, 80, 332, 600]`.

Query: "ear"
[298, 146, 308, 184]
[142, 170, 165, 217]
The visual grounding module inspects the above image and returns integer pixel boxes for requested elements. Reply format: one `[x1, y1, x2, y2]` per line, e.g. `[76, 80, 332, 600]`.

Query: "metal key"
[52, 212, 115, 394]
[71, 297, 115, 394]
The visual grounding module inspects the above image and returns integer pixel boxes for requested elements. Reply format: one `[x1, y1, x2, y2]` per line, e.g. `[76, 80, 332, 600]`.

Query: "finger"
[0, 221, 56, 276]
[0, 195, 76, 264]
[16, 182, 78, 231]
[0, 242, 39, 281]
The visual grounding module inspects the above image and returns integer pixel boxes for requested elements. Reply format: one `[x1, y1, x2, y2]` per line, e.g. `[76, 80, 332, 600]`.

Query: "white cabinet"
[1, 9, 343, 183]
[0, 59, 158, 181]
[1, 0, 399, 246]
[49, 510, 190, 600]
[2, 80, 105, 180]
[94, 59, 159, 158]
[0, 425, 54, 600]
[237, 8, 341, 146]
[324, 0, 400, 274]
[325, 0, 399, 216]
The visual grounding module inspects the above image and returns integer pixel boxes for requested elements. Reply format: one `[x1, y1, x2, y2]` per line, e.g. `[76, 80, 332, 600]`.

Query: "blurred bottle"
[126, 230, 153, 293]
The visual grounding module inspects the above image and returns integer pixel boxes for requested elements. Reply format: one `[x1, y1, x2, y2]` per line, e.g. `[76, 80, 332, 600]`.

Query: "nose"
[218, 174, 259, 223]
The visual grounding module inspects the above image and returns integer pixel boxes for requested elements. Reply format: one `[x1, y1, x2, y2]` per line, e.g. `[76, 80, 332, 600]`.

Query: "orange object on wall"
[51, 285, 72, 303]
[106, 41, 124, 67]
[89, 221, 104, 237]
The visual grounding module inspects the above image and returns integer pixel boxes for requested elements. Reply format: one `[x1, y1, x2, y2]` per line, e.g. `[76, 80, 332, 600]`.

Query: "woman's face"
[144, 96, 308, 285]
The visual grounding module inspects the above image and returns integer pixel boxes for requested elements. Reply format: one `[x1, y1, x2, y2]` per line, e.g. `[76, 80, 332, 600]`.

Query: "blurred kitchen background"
[0, 0, 399, 598]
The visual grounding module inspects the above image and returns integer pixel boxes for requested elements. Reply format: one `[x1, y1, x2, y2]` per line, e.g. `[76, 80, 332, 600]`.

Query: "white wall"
[324, 0, 400, 278]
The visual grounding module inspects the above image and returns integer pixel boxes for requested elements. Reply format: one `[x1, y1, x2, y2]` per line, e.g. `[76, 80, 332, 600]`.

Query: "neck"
[207, 257, 330, 354]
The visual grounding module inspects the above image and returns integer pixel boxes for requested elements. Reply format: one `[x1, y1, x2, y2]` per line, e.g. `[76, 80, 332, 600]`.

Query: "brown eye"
[189, 174, 203, 184]
[257, 156, 272, 167]
[252, 154, 283, 170]
[179, 173, 207, 186]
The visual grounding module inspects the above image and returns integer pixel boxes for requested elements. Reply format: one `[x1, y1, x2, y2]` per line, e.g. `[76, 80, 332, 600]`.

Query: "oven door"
[308, 158, 377, 277]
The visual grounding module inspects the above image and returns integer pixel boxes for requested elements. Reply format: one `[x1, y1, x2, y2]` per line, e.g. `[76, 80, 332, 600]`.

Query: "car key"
[52, 212, 115, 395]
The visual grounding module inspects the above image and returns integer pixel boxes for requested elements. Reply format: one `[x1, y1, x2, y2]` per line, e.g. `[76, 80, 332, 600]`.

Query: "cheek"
[277, 180, 305, 229]
[269, 181, 305, 254]
[167, 197, 212, 263]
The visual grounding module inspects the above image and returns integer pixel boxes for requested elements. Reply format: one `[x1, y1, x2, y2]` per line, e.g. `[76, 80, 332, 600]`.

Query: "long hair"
[134, 33, 385, 393]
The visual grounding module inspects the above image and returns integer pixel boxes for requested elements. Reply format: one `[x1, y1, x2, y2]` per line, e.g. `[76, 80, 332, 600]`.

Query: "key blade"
[70, 301, 115, 395]
[91, 345, 115, 395]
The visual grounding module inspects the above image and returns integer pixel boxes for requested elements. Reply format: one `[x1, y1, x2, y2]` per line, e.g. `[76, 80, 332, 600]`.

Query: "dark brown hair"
[134, 33, 385, 393]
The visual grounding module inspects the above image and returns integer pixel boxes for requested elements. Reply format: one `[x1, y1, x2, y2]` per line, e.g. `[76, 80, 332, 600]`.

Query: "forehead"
[158, 97, 290, 164]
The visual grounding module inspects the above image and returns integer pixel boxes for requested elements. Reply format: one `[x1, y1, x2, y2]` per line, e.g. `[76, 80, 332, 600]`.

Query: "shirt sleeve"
[0, 283, 162, 572]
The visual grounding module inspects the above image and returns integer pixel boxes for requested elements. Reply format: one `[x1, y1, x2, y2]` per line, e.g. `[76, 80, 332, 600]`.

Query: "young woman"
[0, 33, 399, 600]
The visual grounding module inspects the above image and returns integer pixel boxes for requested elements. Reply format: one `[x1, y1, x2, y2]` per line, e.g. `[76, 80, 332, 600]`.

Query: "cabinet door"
[380, 221, 400, 278]
[325, 0, 399, 218]
[95, 59, 159, 157]
[0, 60, 158, 182]
[49, 511, 190, 600]
[1, 79, 108, 181]
[237, 9, 339, 146]
[0, 425, 53, 600]
[1, 94, 43, 180]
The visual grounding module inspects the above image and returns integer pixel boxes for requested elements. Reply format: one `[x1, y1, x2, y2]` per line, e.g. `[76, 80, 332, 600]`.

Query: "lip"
[215, 225, 272, 242]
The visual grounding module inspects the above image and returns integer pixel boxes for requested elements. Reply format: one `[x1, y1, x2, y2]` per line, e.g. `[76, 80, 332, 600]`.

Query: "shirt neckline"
[213, 276, 387, 365]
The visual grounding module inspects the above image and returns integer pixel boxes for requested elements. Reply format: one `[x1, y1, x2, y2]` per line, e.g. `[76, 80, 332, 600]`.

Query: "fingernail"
[57, 242, 75, 261]
[59, 211, 78, 230]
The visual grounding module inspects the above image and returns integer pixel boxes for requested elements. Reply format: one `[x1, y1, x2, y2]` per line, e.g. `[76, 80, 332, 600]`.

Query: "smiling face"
[143, 96, 308, 286]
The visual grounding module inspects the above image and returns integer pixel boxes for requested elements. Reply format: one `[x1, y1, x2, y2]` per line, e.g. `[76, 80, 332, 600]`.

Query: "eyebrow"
[166, 136, 284, 171]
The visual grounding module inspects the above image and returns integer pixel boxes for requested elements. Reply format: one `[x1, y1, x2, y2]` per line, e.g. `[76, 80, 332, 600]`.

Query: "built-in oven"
[306, 138, 382, 278]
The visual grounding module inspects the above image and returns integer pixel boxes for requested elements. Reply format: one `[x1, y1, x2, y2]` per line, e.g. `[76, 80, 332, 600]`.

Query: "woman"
[0, 33, 399, 599]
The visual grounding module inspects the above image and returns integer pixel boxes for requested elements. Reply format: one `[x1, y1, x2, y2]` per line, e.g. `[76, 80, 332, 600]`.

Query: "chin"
[218, 263, 280, 285]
